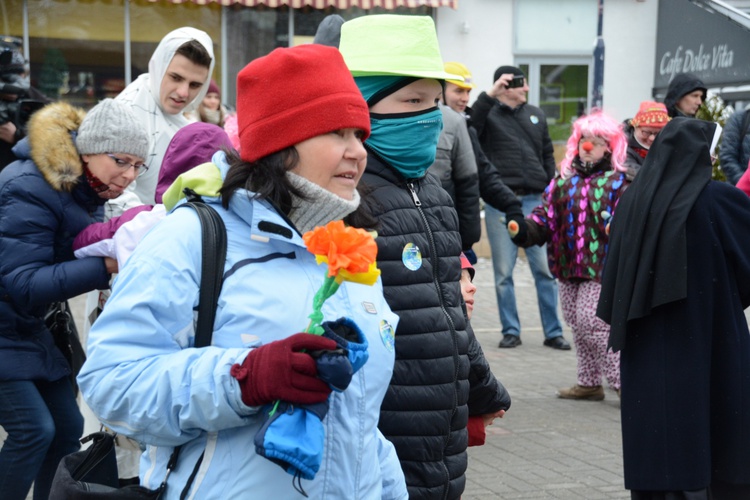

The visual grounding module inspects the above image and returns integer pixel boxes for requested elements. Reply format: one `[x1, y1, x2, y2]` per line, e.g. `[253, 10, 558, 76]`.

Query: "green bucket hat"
[339, 15, 462, 82]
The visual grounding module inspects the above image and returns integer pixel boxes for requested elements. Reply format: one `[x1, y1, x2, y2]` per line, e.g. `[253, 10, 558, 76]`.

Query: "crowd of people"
[0, 12, 749, 500]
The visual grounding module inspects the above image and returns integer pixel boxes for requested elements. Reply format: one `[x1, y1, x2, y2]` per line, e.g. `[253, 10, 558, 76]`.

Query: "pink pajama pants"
[559, 279, 620, 390]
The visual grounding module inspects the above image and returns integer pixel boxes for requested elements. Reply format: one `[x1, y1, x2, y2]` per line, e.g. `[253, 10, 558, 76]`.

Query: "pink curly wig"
[560, 110, 627, 179]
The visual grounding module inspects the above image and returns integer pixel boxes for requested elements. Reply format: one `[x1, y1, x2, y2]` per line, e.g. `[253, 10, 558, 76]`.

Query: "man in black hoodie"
[664, 72, 706, 118]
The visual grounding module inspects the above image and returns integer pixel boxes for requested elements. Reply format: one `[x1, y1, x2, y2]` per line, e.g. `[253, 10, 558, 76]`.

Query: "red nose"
[581, 141, 594, 152]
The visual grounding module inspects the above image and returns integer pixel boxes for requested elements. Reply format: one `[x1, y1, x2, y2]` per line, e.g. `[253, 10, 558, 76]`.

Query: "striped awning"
[158, 0, 457, 8]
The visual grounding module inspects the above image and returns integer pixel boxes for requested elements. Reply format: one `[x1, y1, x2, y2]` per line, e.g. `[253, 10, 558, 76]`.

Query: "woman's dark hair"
[344, 183, 379, 231]
[219, 147, 302, 213]
[175, 40, 212, 69]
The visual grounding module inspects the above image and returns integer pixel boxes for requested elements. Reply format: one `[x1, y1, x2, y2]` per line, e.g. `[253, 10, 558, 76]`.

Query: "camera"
[0, 37, 45, 134]
[506, 75, 525, 89]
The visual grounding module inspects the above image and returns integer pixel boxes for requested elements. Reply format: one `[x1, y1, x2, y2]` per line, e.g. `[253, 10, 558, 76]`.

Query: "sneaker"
[557, 384, 605, 401]
[543, 336, 571, 350]
[498, 335, 522, 348]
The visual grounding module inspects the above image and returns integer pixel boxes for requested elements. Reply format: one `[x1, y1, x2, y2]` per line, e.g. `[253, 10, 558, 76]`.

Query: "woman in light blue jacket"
[78, 44, 406, 499]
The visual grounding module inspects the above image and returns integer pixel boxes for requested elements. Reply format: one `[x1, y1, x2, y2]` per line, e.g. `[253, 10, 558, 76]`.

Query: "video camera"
[0, 37, 45, 134]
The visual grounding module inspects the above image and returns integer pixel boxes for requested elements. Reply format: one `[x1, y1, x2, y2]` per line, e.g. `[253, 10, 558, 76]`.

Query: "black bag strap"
[176, 189, 227, 348]
[154, 191, 227, 495]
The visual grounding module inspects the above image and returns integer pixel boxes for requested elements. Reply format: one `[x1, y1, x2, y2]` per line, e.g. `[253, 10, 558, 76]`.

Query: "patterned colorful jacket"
[528, 162, 628, 282]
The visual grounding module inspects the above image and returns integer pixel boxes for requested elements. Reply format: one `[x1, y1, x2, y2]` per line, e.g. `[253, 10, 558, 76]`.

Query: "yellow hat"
[444, 62, 476, 89]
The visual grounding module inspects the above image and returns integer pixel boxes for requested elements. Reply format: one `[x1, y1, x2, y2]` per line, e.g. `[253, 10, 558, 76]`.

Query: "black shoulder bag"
[49, 198, 227, 500]
[46, 300, 87, 395]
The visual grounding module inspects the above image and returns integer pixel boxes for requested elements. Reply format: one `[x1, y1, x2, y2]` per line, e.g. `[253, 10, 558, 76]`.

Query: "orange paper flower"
[303, 220, 378, 277]
[301, 221, 380, 335]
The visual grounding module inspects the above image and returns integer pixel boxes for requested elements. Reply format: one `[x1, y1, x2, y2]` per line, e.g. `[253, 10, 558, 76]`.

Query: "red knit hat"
[459, 252, 475, 280]
[631, 101, 670, 129]
[237, 44, 370, 163]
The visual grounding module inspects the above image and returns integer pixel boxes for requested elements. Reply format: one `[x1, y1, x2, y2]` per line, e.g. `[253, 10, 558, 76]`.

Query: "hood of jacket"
[18, 101, 86, 192]
[155, 122, 231, 204]
[664, 73, 706, 116]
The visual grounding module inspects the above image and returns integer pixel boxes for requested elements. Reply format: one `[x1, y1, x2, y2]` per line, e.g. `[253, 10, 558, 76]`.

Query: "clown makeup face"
[578, 136, 609, 164]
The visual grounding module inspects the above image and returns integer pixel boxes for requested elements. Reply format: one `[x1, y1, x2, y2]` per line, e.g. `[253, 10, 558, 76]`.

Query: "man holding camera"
[0, 37, 47, 171]
[471, 65, 568, 351]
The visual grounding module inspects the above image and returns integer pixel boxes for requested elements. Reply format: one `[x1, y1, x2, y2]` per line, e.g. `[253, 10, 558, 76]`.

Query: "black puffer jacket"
[463, 107, 523, 217]
[362, 153, 510, 500]
[471, 92, 556, 193]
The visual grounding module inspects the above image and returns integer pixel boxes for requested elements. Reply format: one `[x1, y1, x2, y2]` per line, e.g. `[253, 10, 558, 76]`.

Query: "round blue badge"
[379, 320, 395, 352]
[530, 115, 539, 125]
[402, 243, 422, 271]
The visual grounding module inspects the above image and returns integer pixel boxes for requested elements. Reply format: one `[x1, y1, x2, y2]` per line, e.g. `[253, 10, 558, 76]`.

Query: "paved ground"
[463, 255, 628, 500]
[6, 253, 630, 499]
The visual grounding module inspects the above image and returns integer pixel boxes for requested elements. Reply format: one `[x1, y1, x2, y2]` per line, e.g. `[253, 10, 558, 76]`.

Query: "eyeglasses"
[106, 154, 148, 175]
[636, 129, 660, 140]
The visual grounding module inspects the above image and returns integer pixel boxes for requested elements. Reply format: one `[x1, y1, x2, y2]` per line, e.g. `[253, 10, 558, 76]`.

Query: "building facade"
[3, 0, 750, 132]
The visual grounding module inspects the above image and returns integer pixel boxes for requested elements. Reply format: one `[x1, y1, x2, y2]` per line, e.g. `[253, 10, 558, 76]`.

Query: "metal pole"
[591, 0, 604, 111]
[221, 6, 228, 105]
[125, 0, 131, 85]
[288, 7, 295, 47]
[22, 0, 30, 63]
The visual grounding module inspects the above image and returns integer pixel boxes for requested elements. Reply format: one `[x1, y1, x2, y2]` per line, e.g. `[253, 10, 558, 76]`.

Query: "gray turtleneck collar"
[285, 172, 361, 234]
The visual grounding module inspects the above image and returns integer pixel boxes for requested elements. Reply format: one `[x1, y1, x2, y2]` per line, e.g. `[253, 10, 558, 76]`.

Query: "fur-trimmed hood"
[24, 101, 87, 192]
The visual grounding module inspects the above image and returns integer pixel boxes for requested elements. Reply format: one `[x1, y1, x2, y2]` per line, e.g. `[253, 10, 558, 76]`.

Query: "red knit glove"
[230, 333, 337, 407]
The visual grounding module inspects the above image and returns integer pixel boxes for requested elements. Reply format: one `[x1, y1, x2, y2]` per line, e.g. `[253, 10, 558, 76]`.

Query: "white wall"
[436, 0, 659, 124]
[601, 0, 659, 122]
[436, 0, 514, 100]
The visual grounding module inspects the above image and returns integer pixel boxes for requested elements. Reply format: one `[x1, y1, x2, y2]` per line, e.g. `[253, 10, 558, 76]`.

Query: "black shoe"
[543, 336, 571, 350]
[498, 335, 522, 348]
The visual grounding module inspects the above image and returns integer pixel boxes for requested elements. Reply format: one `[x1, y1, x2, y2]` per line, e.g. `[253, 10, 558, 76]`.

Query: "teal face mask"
[366, 106, 444, 179]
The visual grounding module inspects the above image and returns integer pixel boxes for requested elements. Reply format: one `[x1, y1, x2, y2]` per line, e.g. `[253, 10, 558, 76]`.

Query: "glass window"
[17, 0, 221, 110]
[224, 6, 431, 108]
[131, 0, 222, 84]
[11, 1, 427, 110]
[539, 63, 588, 141]
[0, 0, 24, 39]
[24, 0, 126, 108]
[518, 60, 589, 142]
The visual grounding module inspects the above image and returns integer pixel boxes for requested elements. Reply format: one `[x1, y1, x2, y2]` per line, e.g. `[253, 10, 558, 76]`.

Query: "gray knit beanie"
[76, 98, 151, 160]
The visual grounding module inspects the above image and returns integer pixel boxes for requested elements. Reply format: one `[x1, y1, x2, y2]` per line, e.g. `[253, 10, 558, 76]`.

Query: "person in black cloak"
[597, 117, 750, 499]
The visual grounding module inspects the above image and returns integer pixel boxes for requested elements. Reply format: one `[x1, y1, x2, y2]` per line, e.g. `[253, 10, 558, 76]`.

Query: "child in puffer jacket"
[509, 111, 629, 402]
[73, 122, 232, 267]
[457, 253, 506, 447]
